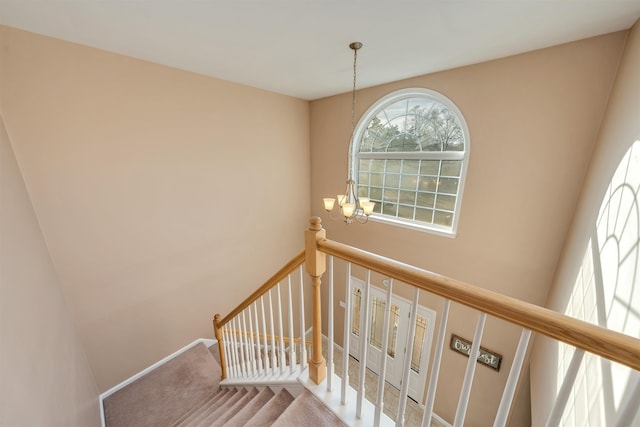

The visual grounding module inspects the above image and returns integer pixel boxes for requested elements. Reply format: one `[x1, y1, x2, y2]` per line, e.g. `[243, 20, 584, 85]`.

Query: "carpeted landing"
[103, 342, 347, 426]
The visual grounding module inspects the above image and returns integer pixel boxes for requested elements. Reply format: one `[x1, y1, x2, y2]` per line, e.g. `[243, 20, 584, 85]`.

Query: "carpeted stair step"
[171, 389, 229, 427]
[208, 387, 259, 426]
[219, 387, 276, 426]
[272, 390, 348, 426]
[190, 387, 249, 427]
[243, 388, 295, 427]
[178, 388, 241, 427]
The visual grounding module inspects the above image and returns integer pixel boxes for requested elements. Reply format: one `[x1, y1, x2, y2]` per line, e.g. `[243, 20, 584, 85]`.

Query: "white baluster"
[375, 278, 393, 427]
[222, 326, 233, 379]
[298, 266, 307, 370]
[544, 348, 585, 427]
[494, 328, 532, 427]
[249, 303, 261, 375]
[327, 255, 334, 391]
[397, 287, 419, 427]
[232, 317, 245, 377]
[287, 275, 296, 374]
[230, 324, 240, 379]
[341, 263, 352, 405]
[422, 299, 451, 427]
[356, 270, 372, 419]
[268, 289, 277, 375]
[241, 310, 255, 376]
[275, 283, 286, 374]
[260, 296, 270, 374]
[454, 312, 487, 427]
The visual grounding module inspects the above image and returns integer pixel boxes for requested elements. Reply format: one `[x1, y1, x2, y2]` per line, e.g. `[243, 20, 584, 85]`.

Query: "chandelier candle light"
[323, 42, 375, 224]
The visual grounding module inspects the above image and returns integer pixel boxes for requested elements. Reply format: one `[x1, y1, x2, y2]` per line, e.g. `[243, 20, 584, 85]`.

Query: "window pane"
[371, 173, 384, 186]
[401, 175, 418, 190]
[371, 160, 385, 173]
[359, 172, 370, 185]
[417, 192, 436, 208]
[438, 177, 459, 194]
[441, 160, 461, 176]
[384, 189, 399, 202]
[383, 202, 397, 216]
[415, 208, 434, 222]
[370, 187, 382, 200]
[418, 176, 438, 192]
[398, 205, 415, 220]
[399, 190, 417, 205]
[385, 174, 400, 188]
[436, 194, 456, 210]
[359, 159, 371, 172]
[420, 160, 440, 175]
[434, 210, 453, 227]
[386, 160, 401, 173]
[402, 160, 420, 174]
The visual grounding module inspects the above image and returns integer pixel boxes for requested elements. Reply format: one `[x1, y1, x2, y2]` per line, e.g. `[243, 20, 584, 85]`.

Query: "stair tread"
[243, 388, 295, 427]
[183, 388, 239, 427]
[220, 387, 276, 427]
[208, 387, 259, 427]
[272, 390, 348, 427]
[174, 388, 230, 427]
[191, 388, 248, 427]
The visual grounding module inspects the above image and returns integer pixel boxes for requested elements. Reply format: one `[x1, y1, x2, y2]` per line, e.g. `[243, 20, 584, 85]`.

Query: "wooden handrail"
[226, 329, 312, 346]
[317, 238, 640, 371]
[216, 250, 305, 328]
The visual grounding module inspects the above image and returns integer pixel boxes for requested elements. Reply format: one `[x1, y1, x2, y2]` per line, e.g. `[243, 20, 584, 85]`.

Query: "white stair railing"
[214, 251, 309, 384]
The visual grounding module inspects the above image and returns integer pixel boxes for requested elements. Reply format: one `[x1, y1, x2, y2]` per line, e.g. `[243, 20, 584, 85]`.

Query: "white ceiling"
[1, 1, 639, 100]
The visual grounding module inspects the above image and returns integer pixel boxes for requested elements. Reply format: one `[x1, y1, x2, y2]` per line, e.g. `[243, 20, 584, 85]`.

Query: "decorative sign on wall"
[450, 334, 502, 371]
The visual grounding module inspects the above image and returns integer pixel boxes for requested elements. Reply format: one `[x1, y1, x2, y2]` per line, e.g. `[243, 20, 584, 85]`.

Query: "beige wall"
[0, 113, 100, 425]
[0, 25, 310, 391]
[530, 20, 640, 426]
[310, 32, 627, 426]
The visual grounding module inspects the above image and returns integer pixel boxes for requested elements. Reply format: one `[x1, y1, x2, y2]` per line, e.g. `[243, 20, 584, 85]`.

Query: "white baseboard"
[99, 338, 216, 427]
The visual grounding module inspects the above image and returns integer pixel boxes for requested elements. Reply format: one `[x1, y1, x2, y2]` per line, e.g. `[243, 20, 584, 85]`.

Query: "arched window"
[353, 88, 469, 236]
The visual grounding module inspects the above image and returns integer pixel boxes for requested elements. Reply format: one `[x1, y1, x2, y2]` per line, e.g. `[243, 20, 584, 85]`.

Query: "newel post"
[305, 216, 327, 384]
[213, 314, 227, 380]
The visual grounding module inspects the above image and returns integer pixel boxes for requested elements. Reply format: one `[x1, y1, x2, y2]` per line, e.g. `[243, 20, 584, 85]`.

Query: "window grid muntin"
[353, 89, 468, 234]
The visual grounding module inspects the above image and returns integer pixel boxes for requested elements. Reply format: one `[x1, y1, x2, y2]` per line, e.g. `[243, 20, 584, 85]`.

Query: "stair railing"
[303, 217, 640, 427]
[213, 250, 307, 381]
[214, 217, 640, 425]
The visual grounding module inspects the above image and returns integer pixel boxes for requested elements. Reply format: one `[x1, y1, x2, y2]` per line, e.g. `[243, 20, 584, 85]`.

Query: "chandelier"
[323, 42, 375, 224]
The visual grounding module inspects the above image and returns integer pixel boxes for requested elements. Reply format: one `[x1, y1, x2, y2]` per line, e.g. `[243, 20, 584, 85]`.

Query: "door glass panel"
[411, 315, 427, 373]
[388, 304, 399, 358]
[369, 296, 385, 349]
[367, 296, 401, 358]
[352, 288, 361, 336]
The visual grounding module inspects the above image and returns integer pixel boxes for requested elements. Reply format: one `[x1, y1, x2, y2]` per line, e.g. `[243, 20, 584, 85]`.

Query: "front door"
[348, 277, 436, 403]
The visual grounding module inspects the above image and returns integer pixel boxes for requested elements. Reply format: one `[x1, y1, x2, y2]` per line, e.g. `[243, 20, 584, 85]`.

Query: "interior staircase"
[102, 342, 346, 427]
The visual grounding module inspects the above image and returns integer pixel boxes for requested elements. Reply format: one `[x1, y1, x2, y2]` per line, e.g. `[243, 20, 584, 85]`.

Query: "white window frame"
[352, 88, 470, 237]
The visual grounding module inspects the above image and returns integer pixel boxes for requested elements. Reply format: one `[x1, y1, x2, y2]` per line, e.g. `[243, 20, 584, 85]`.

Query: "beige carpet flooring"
[102, 342, 347, 426]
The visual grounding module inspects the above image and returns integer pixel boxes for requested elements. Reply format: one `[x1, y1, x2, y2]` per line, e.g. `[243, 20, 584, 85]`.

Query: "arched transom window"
[353, 88, 470, 235]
